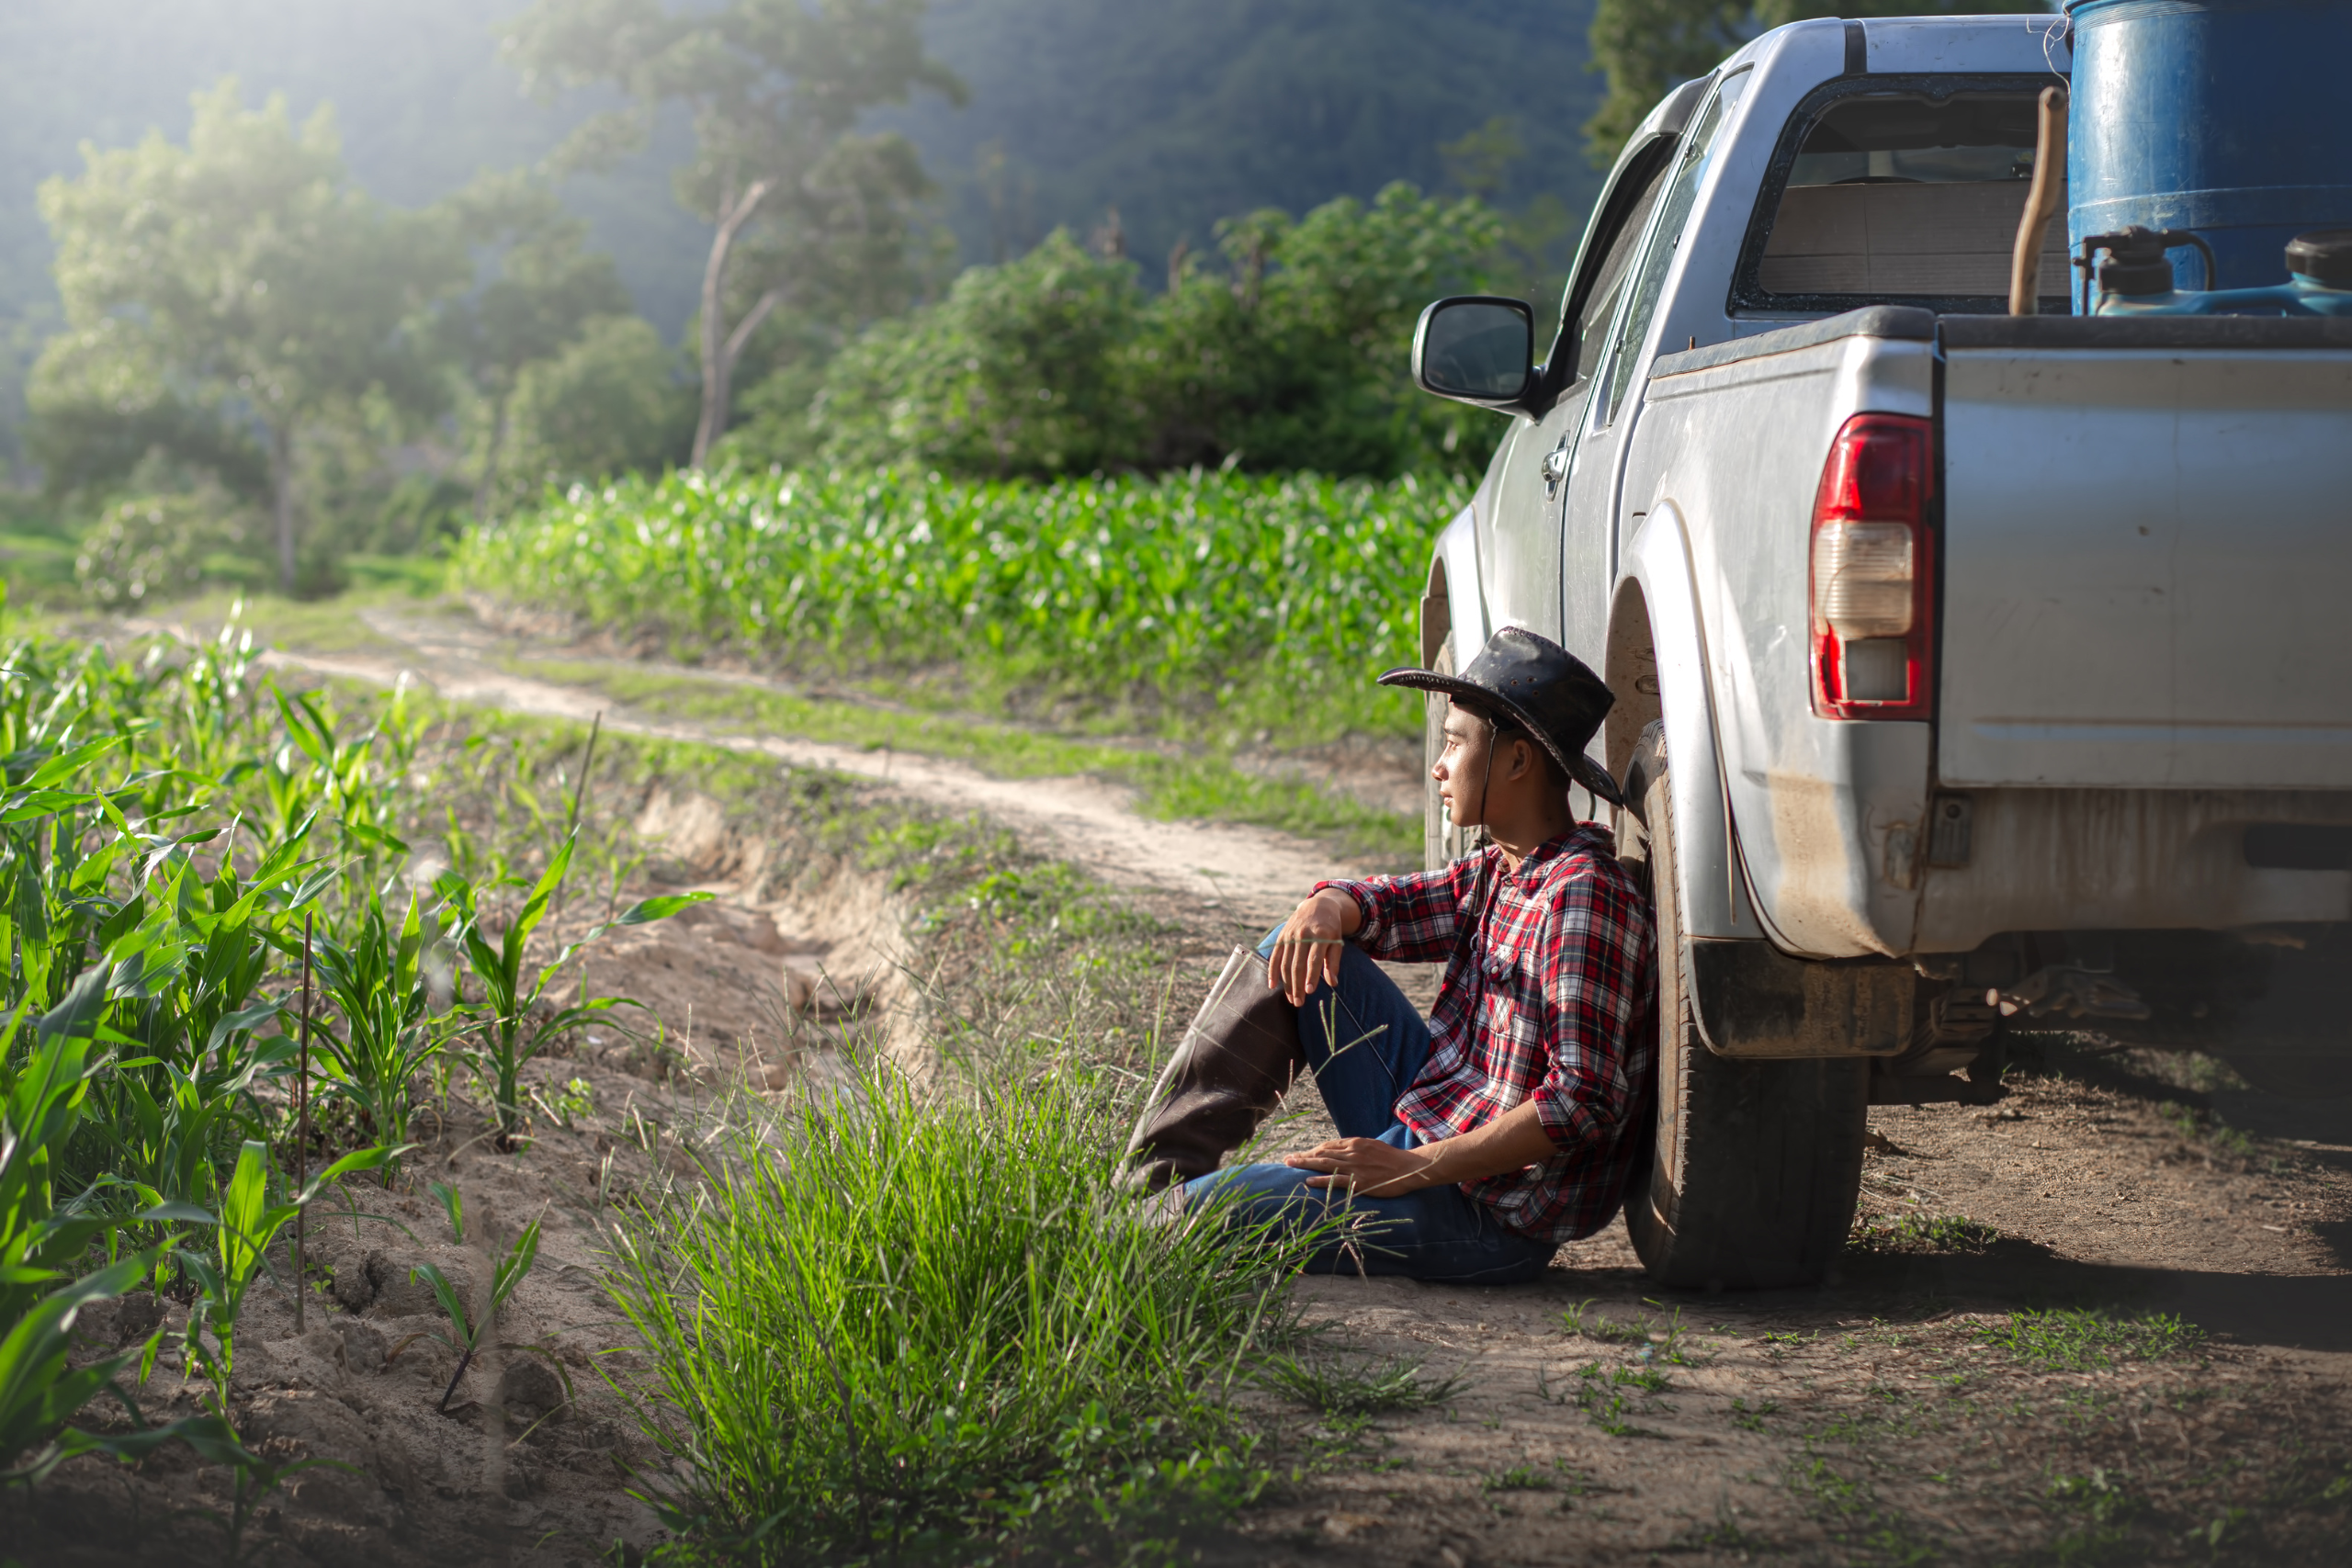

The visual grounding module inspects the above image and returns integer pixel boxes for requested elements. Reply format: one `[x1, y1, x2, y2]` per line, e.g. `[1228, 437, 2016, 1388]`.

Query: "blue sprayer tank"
[2068, 0, 2352, 295]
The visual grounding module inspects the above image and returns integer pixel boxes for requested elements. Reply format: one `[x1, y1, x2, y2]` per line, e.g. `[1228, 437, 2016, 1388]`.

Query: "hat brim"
[1378, 665, 1624, 807]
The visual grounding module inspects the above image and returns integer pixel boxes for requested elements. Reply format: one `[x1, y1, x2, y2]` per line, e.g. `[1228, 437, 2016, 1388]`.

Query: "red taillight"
[1810, 412, 1935, 720]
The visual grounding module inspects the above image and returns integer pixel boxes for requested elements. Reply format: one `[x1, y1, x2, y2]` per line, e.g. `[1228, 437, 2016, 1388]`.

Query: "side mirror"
[1412, 296, 1534, 407]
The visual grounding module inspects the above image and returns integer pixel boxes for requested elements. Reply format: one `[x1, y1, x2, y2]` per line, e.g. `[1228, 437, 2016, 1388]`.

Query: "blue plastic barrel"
[2068, 0, 2352, 293]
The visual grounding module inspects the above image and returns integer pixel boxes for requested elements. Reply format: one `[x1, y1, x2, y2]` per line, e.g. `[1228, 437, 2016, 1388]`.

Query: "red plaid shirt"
[1316, 824, 1657, 1244]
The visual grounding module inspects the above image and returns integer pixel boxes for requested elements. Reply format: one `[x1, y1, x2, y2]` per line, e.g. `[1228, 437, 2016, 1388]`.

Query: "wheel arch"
[1611, 512, 1748, 940]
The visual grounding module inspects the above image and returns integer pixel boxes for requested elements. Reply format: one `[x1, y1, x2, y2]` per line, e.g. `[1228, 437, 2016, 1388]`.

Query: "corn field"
[454, 465, 1466, 741]
[0, 611, 690, 1516]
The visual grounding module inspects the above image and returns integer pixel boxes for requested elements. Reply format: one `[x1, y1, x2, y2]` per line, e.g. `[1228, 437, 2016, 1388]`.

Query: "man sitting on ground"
[1124, 626, 1657, 1284]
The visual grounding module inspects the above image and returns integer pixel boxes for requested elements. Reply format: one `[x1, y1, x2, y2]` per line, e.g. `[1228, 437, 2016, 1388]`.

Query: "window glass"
[1566, 164, 1670, 385]
[1598, 73, 1737, 424]
[1752, 91, 2064, 308]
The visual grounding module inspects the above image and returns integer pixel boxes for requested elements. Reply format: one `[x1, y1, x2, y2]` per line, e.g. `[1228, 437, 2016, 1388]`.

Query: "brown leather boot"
[1122, 947, 1304, 1192]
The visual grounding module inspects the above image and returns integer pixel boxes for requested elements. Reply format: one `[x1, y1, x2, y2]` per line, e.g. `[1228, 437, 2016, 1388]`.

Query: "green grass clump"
[2156, 1100, 2258, 1161]
[1261, 1352, 1463, 1418]
[1972, 1308, 2205, 1372]
[1848, 1211, 2000, 1255]
[452, 464, 1463, 746]
[605, 1064, 1319, 1557]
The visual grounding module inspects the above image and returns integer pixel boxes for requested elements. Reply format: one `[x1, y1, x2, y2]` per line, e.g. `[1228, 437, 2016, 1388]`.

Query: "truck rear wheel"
[1616, 722, 1868, 1290]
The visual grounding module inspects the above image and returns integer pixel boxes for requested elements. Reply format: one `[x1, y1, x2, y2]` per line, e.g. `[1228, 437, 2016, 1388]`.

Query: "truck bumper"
[1912, 787, 2352, 954]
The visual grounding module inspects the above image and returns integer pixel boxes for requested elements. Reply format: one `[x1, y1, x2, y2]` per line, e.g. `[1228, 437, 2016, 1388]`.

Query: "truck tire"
[1616, 721, 1868, 1290]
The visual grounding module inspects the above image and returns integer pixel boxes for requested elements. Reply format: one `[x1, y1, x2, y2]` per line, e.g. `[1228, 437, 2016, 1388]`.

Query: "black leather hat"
[1378, 626, 1623, 807]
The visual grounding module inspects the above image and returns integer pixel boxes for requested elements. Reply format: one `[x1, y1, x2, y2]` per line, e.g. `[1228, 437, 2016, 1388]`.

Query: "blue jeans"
[1179, 931, 1558, 1286]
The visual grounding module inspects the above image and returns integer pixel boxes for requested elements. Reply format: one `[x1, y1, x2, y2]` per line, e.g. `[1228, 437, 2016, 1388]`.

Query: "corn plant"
[308, 891, 446, 1180]
[454, 465, 1459, 743]
[437, 837, 706, 1142]
[173, 1139, 391, 1416]
[406, 1213, 542, 1412]
[85, 829, 330, 1221]
[0, 995, 240, 1485]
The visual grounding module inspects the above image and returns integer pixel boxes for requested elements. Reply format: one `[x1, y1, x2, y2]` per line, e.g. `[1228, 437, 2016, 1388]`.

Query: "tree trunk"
[474, 389, 513, 525]
[270, 423, 298, 594]
[692, 178, 775, 468]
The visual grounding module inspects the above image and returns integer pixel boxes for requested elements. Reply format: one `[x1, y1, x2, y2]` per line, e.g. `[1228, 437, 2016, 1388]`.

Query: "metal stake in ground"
[295, 910, 313, 1336]
[554, 710, 603, 1010]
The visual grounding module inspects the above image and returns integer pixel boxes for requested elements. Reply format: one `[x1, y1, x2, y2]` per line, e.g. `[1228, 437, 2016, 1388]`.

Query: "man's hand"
[1284, 1137, 1439, 1196]
[1288, 1100, 1563, 1197]
[1269, 887, 1362, 1004]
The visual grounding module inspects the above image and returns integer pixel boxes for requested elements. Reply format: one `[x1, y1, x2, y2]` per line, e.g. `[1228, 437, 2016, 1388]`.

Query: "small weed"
[2048, 1467, 2149, 1526]
[1973, 1308, 2205, 1371]
[2191, 1506, 2257, 1553]
[2043, 1467, 2152, 1564]
[1789, 1453, 1936, 1566]
[1681, 1516, 1781, 1553]
[1481, 1464, 1554, 1494]
[2158, 1100, 2259, 1161]
[1560, 1298, 1649, 1345]
[1261, 1352, 1464, 1417]
[1615, 1364, 1672, 1394]
[1541, 1361, 1670, 1438]
[532, 1075, 596, 1129]
[1759, 1330, 1816, 1360]
[1645, 1299, 1708, 1365]
[1730, 1397, 1780, 1431]
[1849, 1210, 1999, 1255]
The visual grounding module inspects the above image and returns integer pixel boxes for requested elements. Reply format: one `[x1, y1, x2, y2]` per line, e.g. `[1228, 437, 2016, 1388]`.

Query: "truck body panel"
[1939, 340, 2352, 790]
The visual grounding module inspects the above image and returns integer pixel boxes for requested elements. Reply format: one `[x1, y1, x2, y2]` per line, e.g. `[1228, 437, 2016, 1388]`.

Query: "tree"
[503, 0, 964, 468]
[1584, 0, 2049, 167]
[499, 315, 695, 507]
[33, 81, 464, 591]
[778, 183, 1508, 480]
[437, 174, 634, 519]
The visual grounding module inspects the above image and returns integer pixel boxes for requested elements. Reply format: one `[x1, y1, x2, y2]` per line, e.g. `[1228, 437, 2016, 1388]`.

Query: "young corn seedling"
[436, 836, 706, 1144]
[175, 1138, 393, 1418]
[407, 1213, 544, 1412]
[310, 891, 450, 1181]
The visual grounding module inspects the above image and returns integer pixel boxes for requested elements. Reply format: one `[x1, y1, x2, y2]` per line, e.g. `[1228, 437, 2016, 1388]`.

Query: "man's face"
[1432, 701, 1494, 827]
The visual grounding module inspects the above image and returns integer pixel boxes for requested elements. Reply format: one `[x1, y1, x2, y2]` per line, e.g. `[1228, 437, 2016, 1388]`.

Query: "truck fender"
[1426, 497, 1488, 669]
[1611, 506, 1748, 942]
[1611, 508, 1914, 1058]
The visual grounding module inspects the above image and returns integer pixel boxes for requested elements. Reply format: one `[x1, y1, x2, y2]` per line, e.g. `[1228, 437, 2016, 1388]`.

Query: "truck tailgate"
[1935, 318, 2352, 789]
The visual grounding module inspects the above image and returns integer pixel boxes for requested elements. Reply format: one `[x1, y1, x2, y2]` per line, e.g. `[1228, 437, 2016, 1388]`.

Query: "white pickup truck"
[1408, 15, 2352, 1289]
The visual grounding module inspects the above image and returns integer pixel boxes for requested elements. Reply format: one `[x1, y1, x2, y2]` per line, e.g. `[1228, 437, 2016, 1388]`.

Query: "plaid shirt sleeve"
[1311, 853, 1485, 964]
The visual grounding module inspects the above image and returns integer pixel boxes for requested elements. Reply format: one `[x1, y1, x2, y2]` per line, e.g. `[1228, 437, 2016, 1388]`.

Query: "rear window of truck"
[1733, 79, 2071, 316]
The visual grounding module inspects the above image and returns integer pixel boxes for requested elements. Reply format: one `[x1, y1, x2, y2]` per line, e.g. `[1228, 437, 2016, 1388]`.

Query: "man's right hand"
[1268, 888, 1362, 1005]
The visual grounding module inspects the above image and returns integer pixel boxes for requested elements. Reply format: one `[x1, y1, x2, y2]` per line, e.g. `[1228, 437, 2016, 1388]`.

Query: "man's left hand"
[1284, 1137, 1438, 1197]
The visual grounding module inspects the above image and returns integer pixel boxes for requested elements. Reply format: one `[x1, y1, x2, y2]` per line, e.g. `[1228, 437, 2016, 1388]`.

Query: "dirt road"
[121, 601, 2352, 1562]
[236, 602, 1376, 934]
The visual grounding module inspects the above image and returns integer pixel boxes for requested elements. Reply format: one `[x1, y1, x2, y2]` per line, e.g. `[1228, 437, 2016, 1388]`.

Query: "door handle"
[1542, 445, 1569, 497]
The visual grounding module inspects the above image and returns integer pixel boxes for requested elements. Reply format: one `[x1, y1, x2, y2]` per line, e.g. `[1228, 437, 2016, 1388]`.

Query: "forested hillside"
[890, 0, 1604, 273]
[0, 3, 1618, 469]
[0, 0, 1605, 472]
